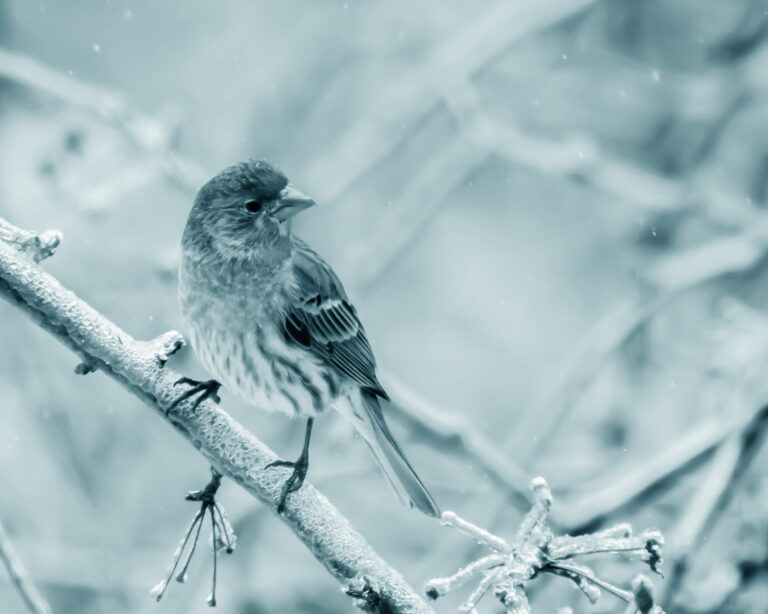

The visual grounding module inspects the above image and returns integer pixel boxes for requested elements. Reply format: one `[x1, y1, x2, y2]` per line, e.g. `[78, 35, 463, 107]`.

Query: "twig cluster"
[425, 478, 664, 614]
[151, 468, 236, 607]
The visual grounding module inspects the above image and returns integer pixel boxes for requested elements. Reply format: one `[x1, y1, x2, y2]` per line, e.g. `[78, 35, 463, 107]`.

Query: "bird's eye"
[245, 200, 262, 213]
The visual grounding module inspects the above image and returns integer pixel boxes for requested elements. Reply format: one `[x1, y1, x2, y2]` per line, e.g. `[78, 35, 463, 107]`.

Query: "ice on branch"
[0, 218, 61, 263]
[425, 477, 664, 614]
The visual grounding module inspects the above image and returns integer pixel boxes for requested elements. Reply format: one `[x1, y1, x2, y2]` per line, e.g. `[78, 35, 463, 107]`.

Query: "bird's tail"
[346, 390, 440, 518]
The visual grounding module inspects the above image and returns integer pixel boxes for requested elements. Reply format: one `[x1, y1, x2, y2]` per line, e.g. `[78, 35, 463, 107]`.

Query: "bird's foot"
[151, 468, 236, 607]
[266, 452, 309, 514]
[167, 377, 221, 415]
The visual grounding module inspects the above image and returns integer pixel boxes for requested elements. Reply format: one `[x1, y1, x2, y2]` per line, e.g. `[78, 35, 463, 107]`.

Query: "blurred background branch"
[0, 518, 52, 614]
[0, 47, 206, 198]
[2, 1, 768, 612]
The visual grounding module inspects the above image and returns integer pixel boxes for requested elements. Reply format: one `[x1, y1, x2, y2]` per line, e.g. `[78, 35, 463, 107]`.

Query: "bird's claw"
[266, 455, 309, 513]
[265, 418, 313, 514]
[166, 377, 221, 415]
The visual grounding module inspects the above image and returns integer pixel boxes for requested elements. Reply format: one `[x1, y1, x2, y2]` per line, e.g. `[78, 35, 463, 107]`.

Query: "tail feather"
[351, 390, 440, 517]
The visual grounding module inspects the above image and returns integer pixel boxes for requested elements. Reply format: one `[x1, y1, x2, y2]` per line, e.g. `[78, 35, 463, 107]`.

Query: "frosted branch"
[426, 478, 665, 613]
[0, 218, 61, 263]
[0, 221, 433, 614]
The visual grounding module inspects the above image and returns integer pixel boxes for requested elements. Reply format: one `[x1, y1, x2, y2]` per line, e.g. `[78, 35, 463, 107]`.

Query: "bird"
[174, 159, 439, 517]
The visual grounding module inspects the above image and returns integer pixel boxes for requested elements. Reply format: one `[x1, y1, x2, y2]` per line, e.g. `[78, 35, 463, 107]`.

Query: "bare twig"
[0, 518, 52, 614]
[0, 222, 434, 614]
[151, 468, 236, 606]
[426, 478, 664, 613]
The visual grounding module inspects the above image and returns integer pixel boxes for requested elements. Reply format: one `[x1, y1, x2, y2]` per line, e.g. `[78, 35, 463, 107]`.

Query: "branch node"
[75, 362, 96, 375]
[0, 218, 62, 262]
[143, 330, 185, 366]
[344, 575, 390, 613]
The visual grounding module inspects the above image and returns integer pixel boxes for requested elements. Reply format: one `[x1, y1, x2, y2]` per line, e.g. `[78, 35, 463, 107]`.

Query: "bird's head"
[184, 159, 316, 255]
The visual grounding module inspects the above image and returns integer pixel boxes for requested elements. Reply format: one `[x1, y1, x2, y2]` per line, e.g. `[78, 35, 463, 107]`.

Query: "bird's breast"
[178, 251, 339, 417]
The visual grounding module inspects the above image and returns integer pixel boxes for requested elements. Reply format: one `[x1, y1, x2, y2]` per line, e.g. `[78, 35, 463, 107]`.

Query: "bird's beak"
[272, 184, 316, 221]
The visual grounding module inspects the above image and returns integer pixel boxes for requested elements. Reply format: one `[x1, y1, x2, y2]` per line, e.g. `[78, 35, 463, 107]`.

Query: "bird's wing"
[283, 240, 388, 399]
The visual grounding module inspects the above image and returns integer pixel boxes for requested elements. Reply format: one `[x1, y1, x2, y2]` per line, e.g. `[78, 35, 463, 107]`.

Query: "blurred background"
[1, 1, 768, 612]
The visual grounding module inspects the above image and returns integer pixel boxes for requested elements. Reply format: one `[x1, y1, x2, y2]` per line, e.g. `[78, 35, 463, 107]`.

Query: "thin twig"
[150, 509, 205, 602]
[0, 224, 434, 614]
[208, 508, 218, 607]
[545, 561, 633, 602]
[176, 511, 205, 584]
[0, 518, 52, 614]
[425, 554, 506, 599]
[440, 512, 511, 553]
[461, 567, 505, 614]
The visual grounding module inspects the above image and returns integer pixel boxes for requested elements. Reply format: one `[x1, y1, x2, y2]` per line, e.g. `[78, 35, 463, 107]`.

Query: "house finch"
[175, 159, 439, 517]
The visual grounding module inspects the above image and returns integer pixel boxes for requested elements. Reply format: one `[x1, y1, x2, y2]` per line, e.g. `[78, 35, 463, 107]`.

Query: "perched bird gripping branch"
[176, 159, 440, 517]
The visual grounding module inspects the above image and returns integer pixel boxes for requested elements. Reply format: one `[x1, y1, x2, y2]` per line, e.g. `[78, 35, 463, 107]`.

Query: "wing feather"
[282, 240, 388, 398]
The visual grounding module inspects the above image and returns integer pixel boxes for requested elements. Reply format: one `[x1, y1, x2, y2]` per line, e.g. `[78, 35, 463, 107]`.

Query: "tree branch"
[0, 518, 52, 614]
[0, 220, 434, 614]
